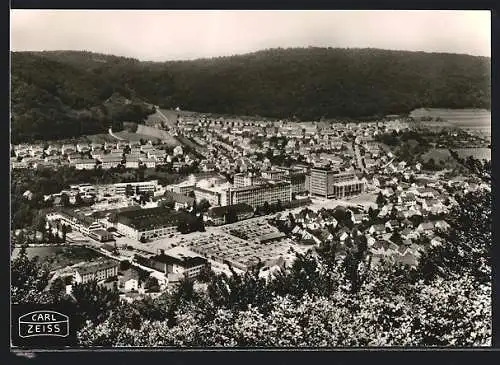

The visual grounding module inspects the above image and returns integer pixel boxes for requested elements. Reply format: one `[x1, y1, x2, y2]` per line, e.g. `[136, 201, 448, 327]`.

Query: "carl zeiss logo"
[18, 310, 69, 338]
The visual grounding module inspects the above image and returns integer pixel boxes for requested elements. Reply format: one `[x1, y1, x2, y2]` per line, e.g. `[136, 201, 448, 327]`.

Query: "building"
[135, 248, 207, 280]
[113, 207, 187, 241]
[141, 158, 156, 169]
[61, 144, 76, 155]
[309, 167, 364, 198]
[330, 179, 365, 199]
[164, 191, 196, 210]
[193, 187, 222, 206]
[233, 173, 259, 187]
[206, 203, 254, 225]
[46, 209, 103, 236]
[261, 169, 288, 181]
[98, 155, 123, 169]
[72, 159, 96, 170]
[173, 145, 184, 156]
[74, 260, 119, 284]
[227, 181, 291, 208]
[88, 229, 115, 242]
[119, 270, 140, 292]
[125, 157, 140, 169]
[112, 180, 159, 195]
[284, 172, 307, 194]
[169, 182, 196, 195]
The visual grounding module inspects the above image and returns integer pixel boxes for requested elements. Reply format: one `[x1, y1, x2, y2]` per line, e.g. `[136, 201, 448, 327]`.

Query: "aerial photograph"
[10, 10, 491, 348]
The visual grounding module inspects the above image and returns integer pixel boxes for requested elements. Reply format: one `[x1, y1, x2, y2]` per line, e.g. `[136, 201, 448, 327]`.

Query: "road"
[380, 158, 396, 169]
[155, 108, 170, 124]
[108, 128, 125, 141]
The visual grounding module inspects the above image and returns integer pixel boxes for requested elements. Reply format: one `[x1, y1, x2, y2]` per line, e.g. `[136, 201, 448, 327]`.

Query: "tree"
[263, 201, 271, 215]
[50, 277, 67, 298]
[390, 230, 403, 245]
[75, 193, 84, 206]
[125, 184, 134, 197]
[368, 206, 377, 221]
[276, 199, 283, 212]
[61, 224, 68, 242]
[197, 199, 211, 213]
[119, 260, 131, 271]
[417, 190, 491, 285]
[11, 246, 54, 304]
[144, 276, 160, 293]
[72, 280, 121, 327]
[197, 214, 206, 232]
[376, 192, 386, 207]
[60, 193, 70, 207]
[225, 208, 238, 224]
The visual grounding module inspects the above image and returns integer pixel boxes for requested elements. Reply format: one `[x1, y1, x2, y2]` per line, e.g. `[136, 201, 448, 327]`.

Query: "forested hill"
[10, 52, 155, 143]
[11, 48, 490, 142]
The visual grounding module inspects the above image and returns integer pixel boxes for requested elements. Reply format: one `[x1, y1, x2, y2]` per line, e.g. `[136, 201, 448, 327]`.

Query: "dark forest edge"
[11, 47, 491, 143]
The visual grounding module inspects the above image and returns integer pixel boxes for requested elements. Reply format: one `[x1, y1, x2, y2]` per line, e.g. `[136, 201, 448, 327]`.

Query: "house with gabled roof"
[384, 220, 401, 232]
[394, 250, 418, 267]
[434, 220, 451, 231]
[333, 226, 349, 242]
[368, 224, 385, 237]
[416, 221, 435, 234]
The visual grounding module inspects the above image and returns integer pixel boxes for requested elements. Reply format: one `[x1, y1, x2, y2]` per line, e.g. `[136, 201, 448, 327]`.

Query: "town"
[9, 9, 492, 349]
[11, 109, 491, 303]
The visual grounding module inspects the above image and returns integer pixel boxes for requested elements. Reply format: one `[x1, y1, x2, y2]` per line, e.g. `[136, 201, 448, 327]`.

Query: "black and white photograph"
[10, 9, 492, 349]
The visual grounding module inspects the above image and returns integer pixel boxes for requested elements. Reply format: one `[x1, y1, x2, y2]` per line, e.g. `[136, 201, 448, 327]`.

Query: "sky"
[10, 10, 491, 61]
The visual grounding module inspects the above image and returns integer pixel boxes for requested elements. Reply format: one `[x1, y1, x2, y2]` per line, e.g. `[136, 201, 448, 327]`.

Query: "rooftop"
[75, 259, 118, 276]
[231, 180, 290, 192]
[115, 206, 188, 231]
[164, 191, 195, 205]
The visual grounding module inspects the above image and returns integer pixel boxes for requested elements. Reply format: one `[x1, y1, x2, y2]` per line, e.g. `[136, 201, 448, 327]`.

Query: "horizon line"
[10, 45, 491, 63]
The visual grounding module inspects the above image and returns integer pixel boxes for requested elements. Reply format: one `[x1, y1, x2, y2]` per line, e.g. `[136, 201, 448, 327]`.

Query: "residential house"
[72, 158, 96, 170]
[384, 220, 400, 232]
[173, 146, 183, 156]
[141, 158, 157, 169]
[126, 157, 140, 169]
[416, 221, 435, 235]
[99, 155, 122, 169]
[61, 144, 76, 155]
[73, 260, 119, 284]
[369, 224, 386, 237]
[119, 270, 140, 292]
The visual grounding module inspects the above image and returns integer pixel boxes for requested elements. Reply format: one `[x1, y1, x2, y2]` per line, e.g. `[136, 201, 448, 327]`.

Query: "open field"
[454, 148, 491, 161]
[175, 135, 209, 155]
[421, 148, 452, 163]
[421, 147, 491, 163]
[113, 131, 157, 142]
[136, 124, 179, 146]
[84, 133, 118, 144]
[410, 108, 491, 129]
[11, 246, 103, 271]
